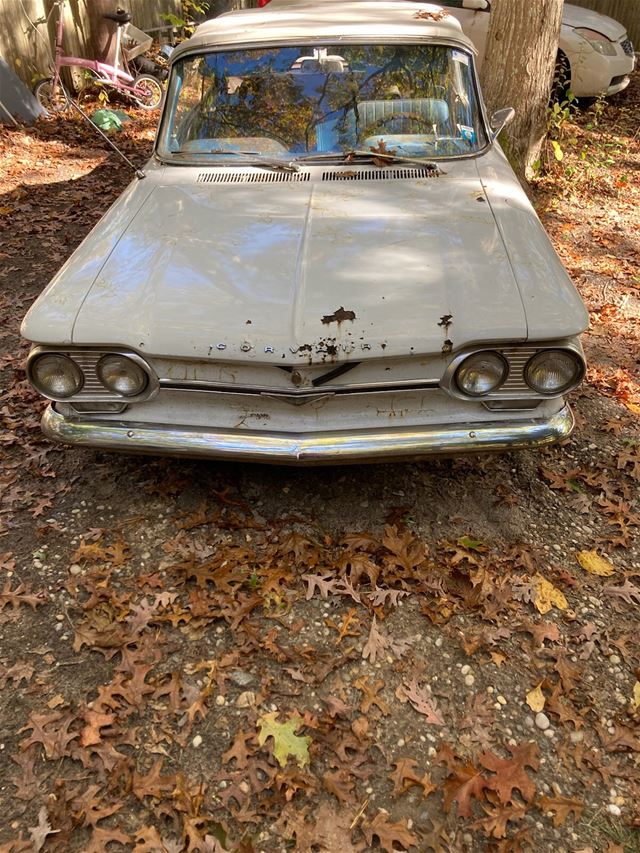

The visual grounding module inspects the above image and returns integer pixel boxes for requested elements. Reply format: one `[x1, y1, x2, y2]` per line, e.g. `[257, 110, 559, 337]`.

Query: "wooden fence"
[0, 0, 181, 86]
[566, 0, 639, 47]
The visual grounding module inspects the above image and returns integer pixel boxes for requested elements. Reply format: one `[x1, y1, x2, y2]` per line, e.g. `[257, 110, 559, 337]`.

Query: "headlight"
[574, 28, 617, 56]
[96, 354, 148, 397]
[454, 351, 508, 397]
[30, 353, 84, 399]
[524, 350, 583, 395]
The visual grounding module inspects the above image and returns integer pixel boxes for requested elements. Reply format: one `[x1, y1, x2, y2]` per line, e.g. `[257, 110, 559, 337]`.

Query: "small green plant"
[161, 0, 209, 36]
[532, 89, 577, 174]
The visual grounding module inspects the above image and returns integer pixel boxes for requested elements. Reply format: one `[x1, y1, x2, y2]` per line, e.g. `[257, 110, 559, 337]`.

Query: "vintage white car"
[22, 1, 589, 464]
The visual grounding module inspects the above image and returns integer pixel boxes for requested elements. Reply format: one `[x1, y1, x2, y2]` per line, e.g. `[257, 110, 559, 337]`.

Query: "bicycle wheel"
[133, 75, 163, 111]
[33, 78, 70, 113]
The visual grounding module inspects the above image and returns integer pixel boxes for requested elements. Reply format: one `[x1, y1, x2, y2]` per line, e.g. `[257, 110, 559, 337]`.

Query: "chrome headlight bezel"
[26, 347, 158, 403]
[523, 348, 585, 396]
[28, 353, 84, 400]
[441, 342, 586, 402]
[454, 351, 509, 397]
[96, 354, 149, 397]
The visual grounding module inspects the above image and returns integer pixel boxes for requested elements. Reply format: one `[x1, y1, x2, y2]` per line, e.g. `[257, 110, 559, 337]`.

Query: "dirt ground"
[0, 73, 639, 853]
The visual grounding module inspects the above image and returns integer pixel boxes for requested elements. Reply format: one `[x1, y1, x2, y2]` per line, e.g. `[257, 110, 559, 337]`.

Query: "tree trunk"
[480, 0, 563, 182]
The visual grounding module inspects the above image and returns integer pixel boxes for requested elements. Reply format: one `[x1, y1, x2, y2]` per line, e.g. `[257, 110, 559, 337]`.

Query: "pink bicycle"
[34, 0, 163, 113]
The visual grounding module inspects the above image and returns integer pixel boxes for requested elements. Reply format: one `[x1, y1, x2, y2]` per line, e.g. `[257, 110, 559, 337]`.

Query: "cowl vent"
[197, 170, 310, 184]
[323, 167, 439, 181]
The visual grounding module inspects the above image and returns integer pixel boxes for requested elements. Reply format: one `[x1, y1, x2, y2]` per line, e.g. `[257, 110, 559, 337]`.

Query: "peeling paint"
[321, 307, 357, 324]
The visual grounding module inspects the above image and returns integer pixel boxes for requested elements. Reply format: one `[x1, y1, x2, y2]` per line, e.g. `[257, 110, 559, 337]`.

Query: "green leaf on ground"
[257, 711, 311, 768]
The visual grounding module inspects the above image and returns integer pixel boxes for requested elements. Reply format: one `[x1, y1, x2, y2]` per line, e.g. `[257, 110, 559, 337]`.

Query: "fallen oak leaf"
[389, 758, 436, 798]
[19, 710, 78, 759]
[470, 802, 527, 839]
[222, 730, 255, 770]
[603, 579, 640, 606]
[257, 711, 311, 768]
[355, 676, 391, 715]
[362, 616, 388, 664]
[29, 806, 60, 852]
[0, 581, 48, 611]
[397, 678, 444, 725]
[362, 810, 418, 852]
[538, 794, 584, 827]
[601, 723, 640, 753]
[132, 758, 177, 800]
[301, 572, 338, 599]
[479, 741, 540, 804]
[79, 708, 116, 747]
[367, 586, 410, 607]
[82, 825, 132, 853]
[442, 761, 488, 818]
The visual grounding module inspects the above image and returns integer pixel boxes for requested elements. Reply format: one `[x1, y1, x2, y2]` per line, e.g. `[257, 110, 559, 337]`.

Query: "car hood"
[22, 156, 587, 364]
[66, 161, 526, 362]
[562, 3, 626, 40]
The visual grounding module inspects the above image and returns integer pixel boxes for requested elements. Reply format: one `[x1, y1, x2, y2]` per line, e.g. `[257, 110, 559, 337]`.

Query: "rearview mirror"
[490, 107, 515, 140]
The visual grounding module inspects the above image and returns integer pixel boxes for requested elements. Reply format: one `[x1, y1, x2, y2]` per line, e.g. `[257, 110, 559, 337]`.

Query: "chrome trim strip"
[41, 403, 574, 465]
[158, 378, 441, 398]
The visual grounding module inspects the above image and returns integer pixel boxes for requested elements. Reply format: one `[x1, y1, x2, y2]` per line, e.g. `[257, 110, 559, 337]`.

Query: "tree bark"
[480, 0, 563, 182]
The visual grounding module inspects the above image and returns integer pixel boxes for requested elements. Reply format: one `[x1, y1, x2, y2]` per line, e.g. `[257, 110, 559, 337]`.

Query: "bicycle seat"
[103, 9, 132, 25]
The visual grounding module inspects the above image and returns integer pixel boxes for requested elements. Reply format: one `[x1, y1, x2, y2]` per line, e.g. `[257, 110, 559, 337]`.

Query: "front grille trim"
[620, 37, 634, 57]
[28, 344, 582, 405]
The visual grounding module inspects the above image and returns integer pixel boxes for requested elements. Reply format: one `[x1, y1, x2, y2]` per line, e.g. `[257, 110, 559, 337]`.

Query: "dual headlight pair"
[30, 353, 148, 399]
[454, 349, 583, 397]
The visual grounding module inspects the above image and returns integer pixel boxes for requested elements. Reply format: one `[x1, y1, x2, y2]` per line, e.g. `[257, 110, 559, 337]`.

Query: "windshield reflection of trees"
[171, 45, 482, 156]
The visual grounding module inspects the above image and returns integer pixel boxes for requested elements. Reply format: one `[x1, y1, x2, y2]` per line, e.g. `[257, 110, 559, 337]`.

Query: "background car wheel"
[33, 78, 70, 113]
[133, 75, 163, 110]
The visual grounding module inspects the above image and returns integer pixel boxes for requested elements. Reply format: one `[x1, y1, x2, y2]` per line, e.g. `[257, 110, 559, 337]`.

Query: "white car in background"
[261, 0, 636, 98]
[439, 0, 635, 99]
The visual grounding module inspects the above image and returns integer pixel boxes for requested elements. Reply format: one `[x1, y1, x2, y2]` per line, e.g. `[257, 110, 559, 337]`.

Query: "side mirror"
[490, 107, 515, 140]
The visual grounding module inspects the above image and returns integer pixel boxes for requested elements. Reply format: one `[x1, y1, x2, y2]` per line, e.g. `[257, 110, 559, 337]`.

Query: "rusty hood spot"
[321, 307, 357, 324]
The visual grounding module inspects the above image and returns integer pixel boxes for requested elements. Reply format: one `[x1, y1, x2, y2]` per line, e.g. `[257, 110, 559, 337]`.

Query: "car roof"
[170, 1, 474, 62]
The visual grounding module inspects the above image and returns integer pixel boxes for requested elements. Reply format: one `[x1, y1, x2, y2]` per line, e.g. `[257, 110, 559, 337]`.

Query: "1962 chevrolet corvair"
[22, 1, 589, 464]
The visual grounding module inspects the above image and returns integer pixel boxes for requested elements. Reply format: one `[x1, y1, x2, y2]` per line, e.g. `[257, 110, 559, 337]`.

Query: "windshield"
[158, 43, 487, 161]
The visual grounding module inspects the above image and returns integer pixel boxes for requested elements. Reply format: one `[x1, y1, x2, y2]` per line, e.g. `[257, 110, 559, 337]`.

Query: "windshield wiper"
[294, 150, 443, 172]
[172, 149, 300, 172]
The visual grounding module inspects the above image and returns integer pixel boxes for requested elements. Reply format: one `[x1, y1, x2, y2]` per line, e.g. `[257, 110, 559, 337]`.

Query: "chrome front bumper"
[42, 403, 574, 465]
